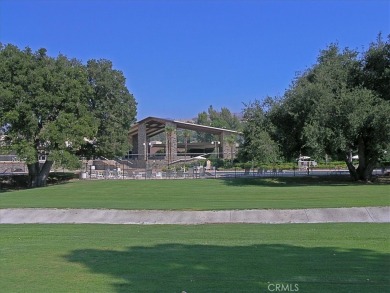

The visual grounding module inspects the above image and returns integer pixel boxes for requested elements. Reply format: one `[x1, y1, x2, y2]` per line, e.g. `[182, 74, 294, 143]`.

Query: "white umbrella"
[194, 155, 207, 160]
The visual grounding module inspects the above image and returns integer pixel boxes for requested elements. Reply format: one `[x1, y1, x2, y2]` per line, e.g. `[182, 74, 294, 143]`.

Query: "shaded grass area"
[0, 173, 77, 190]
[1, 177, 389, 210]
[0, 223, 389, 293]
[223, 175, 372, 186]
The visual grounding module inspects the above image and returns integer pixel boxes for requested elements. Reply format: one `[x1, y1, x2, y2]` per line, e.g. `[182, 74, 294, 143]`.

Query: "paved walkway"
[0, 207, 389, 224]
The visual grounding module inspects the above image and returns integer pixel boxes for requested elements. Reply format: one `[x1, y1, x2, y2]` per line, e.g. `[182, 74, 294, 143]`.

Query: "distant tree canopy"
[195, 106, 242, 142]
[239, 34, 390, 181]
[0, 44, 137, 187]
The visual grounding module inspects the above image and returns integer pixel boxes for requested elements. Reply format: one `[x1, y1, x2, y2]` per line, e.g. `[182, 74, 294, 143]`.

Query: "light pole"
[212, 140, 220, 177]
[143, 142, 150, 171]
[212, 141, 220, 158]
[143, 142, 148, 161]
[143, 141, 153, 174]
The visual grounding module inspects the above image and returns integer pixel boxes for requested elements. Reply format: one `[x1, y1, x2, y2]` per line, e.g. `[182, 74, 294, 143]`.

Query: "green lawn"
[0, 177, 389, 210]
[0, 223, 389, 292]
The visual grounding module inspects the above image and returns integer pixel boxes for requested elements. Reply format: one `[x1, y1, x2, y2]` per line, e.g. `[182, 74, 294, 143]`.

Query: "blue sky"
[1, 0, 389, 120]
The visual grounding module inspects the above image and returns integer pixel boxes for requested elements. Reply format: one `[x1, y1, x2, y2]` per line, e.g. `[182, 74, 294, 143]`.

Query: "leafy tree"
[0, 45, 96, 187]
[195, 105, 242, 142]
[81, 59, 137, 159]
[0, 44, 137, 187]
[268, 83, 323, 160]
[238, 100, 280, 164]
[358, 33, 390, 101]
[269, 35, 390, 181]
[219, 107, 242, 130]
[195, 110, 213, 142]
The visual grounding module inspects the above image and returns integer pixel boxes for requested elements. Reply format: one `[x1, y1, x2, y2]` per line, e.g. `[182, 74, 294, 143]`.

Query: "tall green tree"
[0, 44, 96, 187]
[82, 59, 137, 159]
[238, 100, 280, 164]
[0, 44, 137, 187]
[269, 35, 390, 181]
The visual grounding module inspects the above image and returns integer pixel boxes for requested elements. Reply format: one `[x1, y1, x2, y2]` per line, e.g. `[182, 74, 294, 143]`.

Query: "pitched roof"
[129, 116, 241, 137]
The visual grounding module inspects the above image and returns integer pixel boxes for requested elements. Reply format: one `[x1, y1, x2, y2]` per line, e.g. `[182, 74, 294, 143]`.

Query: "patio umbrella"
[194, 155, 207, 160]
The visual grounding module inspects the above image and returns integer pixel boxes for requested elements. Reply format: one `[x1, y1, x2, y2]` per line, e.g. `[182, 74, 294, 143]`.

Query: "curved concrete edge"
[0, 207, 389, 225]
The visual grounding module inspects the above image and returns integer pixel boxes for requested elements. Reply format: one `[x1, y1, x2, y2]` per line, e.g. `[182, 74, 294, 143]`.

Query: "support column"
[131, 134, 138, 158]
[221, 131, 237, 160]
[165, 122, 177, 163]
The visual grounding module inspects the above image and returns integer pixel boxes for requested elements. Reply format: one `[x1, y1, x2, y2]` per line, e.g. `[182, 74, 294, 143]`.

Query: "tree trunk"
[356, 137, 376, 181]
[347, 162, 375, 182]
[345, 159, 359, 181]
[356, 162, 375, 182]
[345, 137, 376, 181]
[27, 160, 54, 188]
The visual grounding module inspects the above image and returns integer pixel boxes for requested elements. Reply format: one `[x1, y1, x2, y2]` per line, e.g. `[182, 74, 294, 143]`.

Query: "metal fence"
[80, 163, 388, 180]
[1, 157, 388, 180]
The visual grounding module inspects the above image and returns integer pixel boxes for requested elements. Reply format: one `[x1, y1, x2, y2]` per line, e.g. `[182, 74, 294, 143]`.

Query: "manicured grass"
[0, 223, 389, 292]
[0, 177, 389, 210]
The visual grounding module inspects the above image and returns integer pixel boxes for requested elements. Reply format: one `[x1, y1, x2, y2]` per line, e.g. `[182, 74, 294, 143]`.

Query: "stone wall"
[0, 162, 27, 173]
[165, 122, 177, 162]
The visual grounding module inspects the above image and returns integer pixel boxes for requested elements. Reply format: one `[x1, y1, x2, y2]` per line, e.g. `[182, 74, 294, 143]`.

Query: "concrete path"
[0, 207, 389, 224]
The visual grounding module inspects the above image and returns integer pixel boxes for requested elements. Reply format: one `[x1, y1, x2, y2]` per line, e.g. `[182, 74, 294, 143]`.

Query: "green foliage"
[196, 105, 242, 142]
[85, 59, 137, 158]
[0, 45, 97, 165]
[303, 40, 389, 180]
[49, 150, 82, 170]
[238, 100, 281, 164]
[208, 157, 224, 168]
[0, 44, 137, 186]
[358, 33, 390, 101]
[261, 34, 390, 181]
[196, 110, 213, 142]
[48, 172, 78, 182]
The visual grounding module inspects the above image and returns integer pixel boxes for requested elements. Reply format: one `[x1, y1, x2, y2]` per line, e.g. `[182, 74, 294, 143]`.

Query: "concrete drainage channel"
[0, 207, 389, 224]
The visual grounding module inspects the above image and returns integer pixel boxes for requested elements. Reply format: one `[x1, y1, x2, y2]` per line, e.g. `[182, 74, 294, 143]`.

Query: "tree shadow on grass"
[0, 173, 75, 192]
[65, 243, 389, 293]
[220, 176, 363, 188]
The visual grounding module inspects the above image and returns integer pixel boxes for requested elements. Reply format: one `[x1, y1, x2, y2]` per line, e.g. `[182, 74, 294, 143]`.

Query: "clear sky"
[1, 0, 389, 120]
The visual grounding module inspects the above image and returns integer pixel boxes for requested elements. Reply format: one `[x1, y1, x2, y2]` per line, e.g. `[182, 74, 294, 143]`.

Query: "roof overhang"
[129, 116, 241, 138]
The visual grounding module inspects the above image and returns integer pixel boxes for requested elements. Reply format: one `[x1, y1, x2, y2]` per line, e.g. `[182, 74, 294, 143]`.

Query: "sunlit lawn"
[0, 177, 389, 210]
[0, 223, 389, 293]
